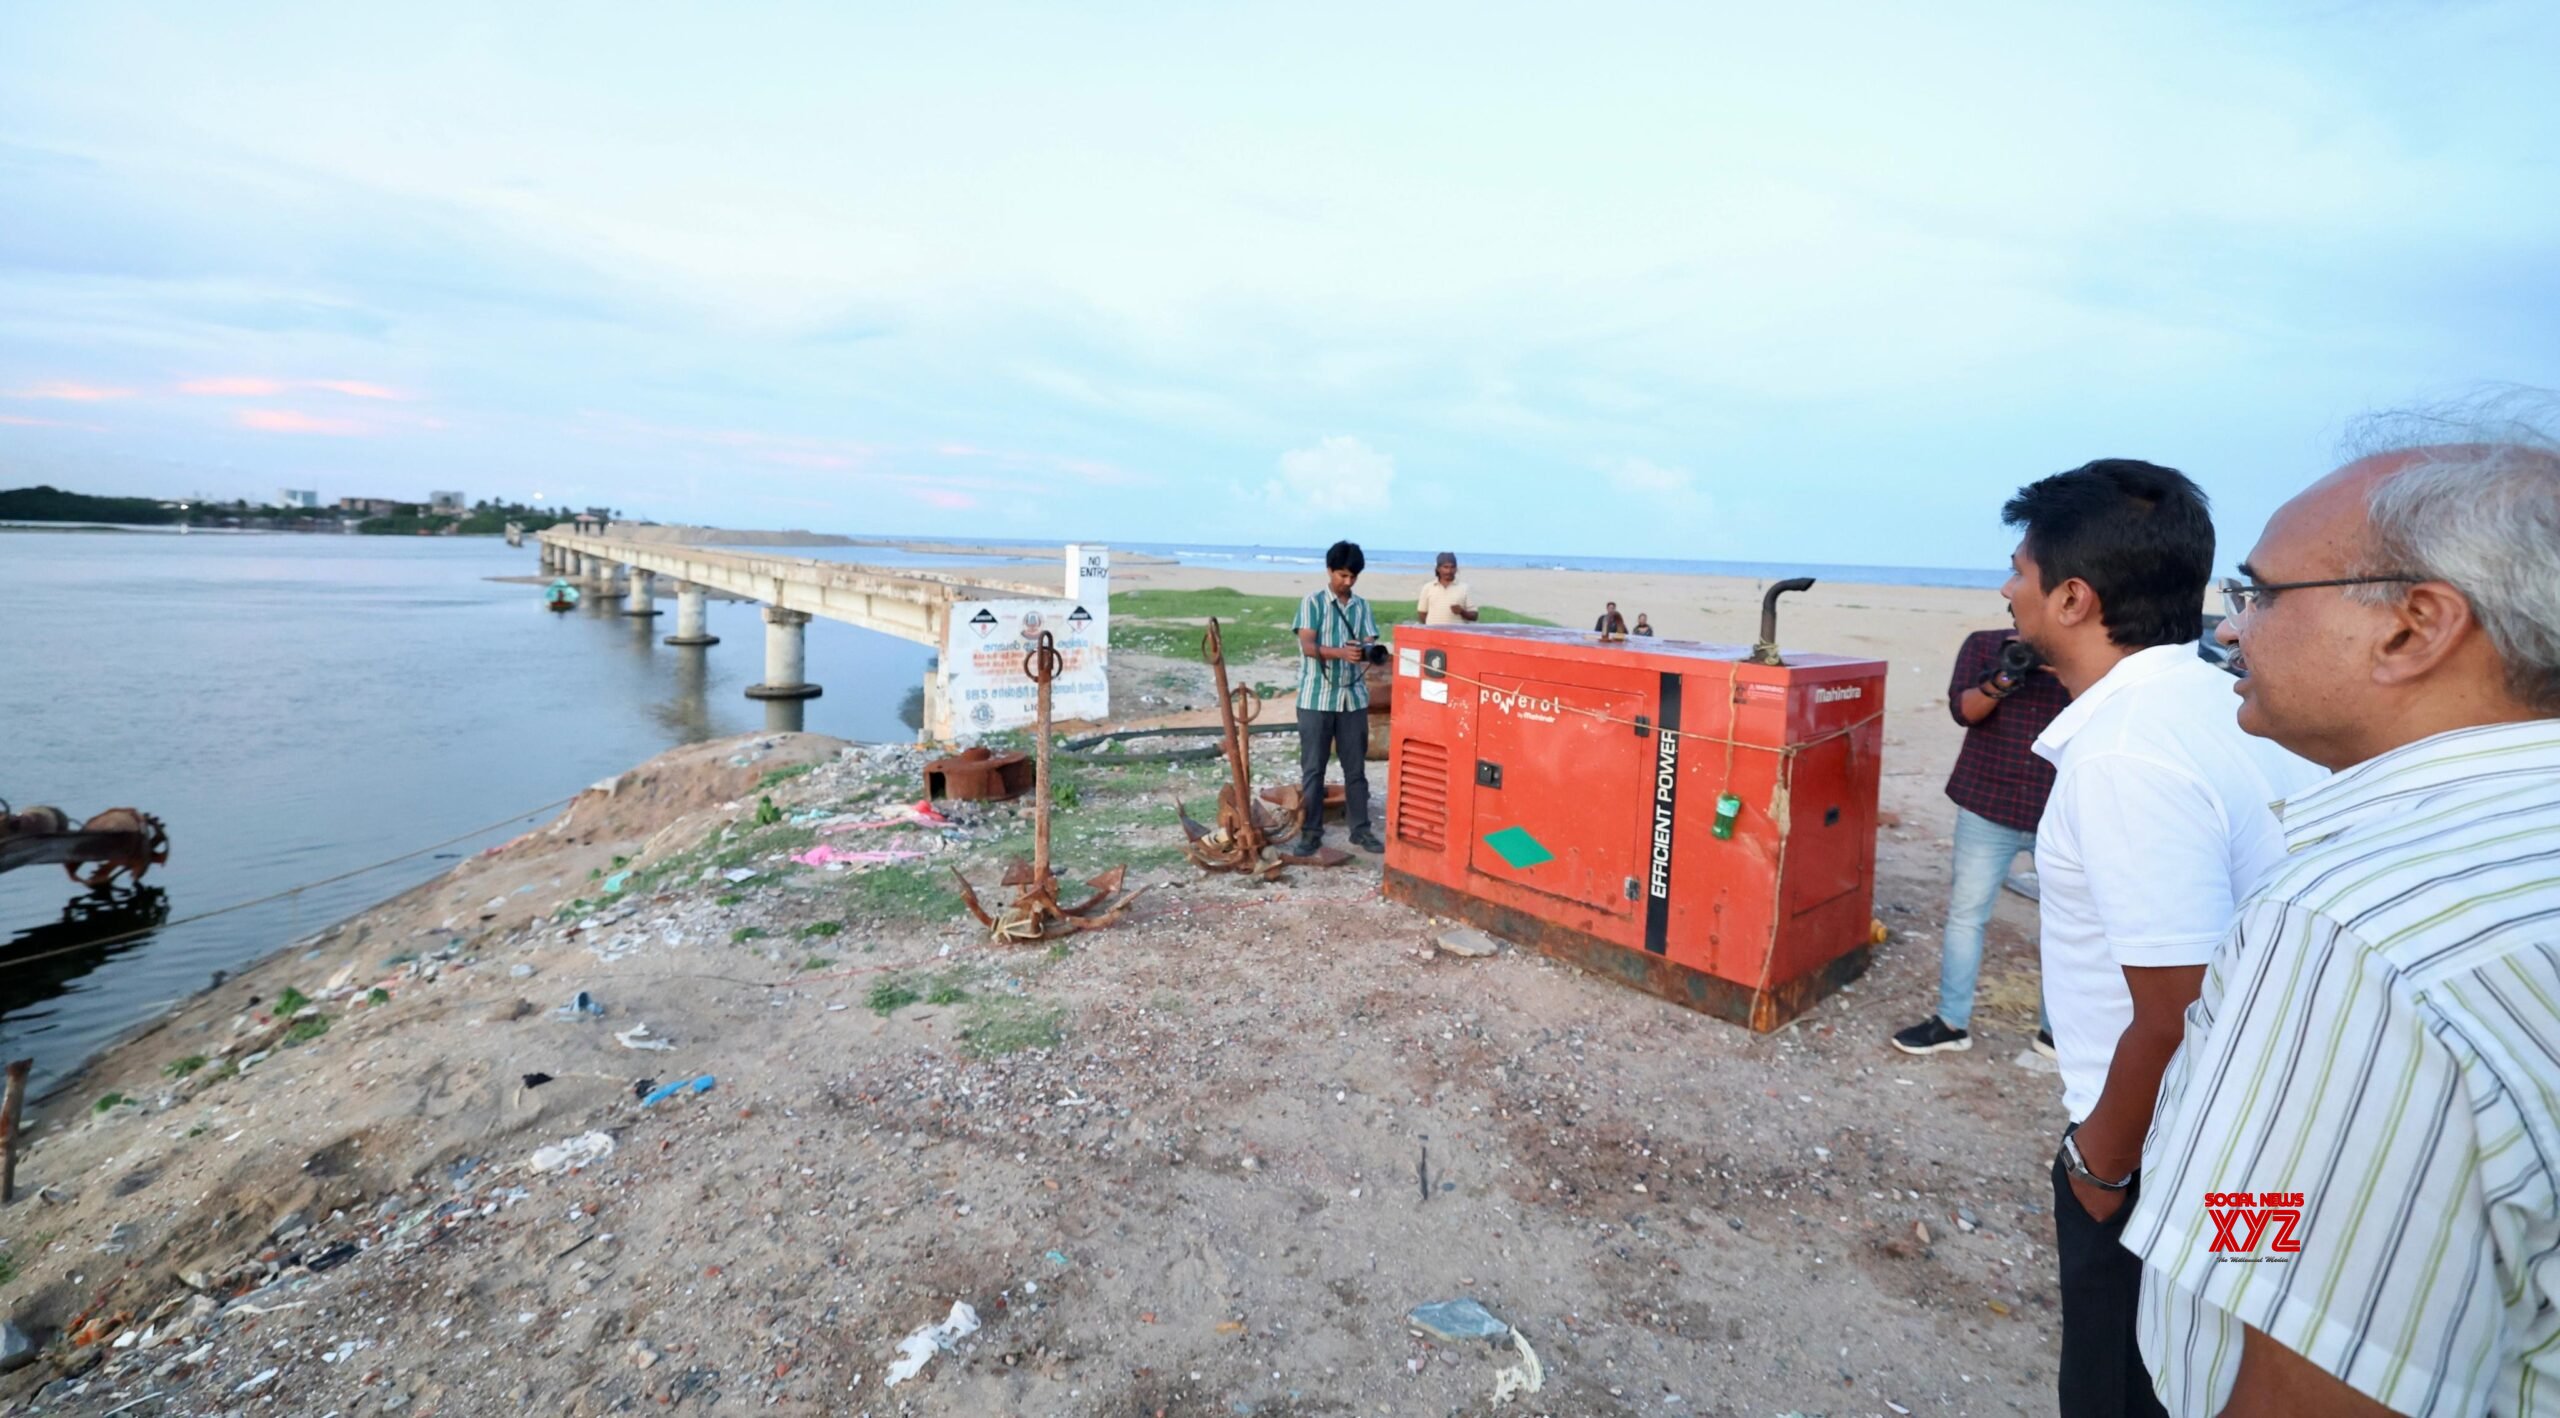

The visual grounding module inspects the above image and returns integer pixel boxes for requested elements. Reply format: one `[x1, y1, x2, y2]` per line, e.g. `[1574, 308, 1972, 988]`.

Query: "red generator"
[1383, 585, 1887, 1030]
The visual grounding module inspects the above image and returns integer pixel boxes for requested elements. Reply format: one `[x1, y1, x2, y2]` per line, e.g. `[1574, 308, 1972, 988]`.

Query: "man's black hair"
[2001, 459, 2213, 649]
[1325, 540, 1365, 575]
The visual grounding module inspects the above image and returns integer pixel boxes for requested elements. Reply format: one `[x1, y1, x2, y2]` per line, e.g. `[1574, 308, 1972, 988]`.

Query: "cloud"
[916, 487, 978, 510]
[237, 408, 367, 435]
[0, 413, 105, 430]
[182, 376, 410, 400]
[1263, 435, 1395, 518]
[1603, 457, 1696, 496]
[6, 381, 134, 401]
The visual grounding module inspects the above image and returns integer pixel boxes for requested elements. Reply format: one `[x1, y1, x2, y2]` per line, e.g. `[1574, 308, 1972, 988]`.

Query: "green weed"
[959, 997, 1067, 1058]
[797, 920, 843, 938]
[800, 955, 836, 972]
[757, 763, 817, 791]
[273, 986, 311, 1017]
[755, 795, 782, 827]
[731, 926, 767, 944]
[283, 1014, 332, 1046]
[365, 988, 390, 1007]
[163, 1055, 208, 1079]
[865, 979, 920, 1015]
[92, 1091, 126, 1114]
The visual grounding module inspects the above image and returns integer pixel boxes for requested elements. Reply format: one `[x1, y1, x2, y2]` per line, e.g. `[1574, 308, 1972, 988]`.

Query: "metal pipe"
[1751, 577, 1818, 666]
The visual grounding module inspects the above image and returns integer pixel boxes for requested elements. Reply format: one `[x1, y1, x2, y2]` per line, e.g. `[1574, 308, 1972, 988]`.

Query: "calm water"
[0, 532, 933, 1091]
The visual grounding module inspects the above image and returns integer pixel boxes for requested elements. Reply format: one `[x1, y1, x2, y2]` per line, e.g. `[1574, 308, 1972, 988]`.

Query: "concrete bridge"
[533, 530, 1107, 737]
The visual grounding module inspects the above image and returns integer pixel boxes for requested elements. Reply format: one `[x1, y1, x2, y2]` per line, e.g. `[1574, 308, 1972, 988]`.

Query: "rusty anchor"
[1176, 618, 1350, 876]
[952, 631, 1144, 941]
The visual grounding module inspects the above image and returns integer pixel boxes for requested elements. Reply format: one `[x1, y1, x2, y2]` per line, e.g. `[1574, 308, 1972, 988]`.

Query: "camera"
[1360, 641, 1392, 667]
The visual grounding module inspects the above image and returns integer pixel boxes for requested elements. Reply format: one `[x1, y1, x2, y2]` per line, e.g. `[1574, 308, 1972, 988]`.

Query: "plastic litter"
[1490, 1328, 1545, 1403]
[526, 1131, 615, 1175]
[552, 991, 605, 1022]
[818, 801, 951, 836]
[1409, 1298, 1509, 1342]
[521, 1072, 554, 1089]
[615, 1024, 676, 1052]
[640, 1075, 715, 1107]
[603, 871, 632, 894]
[721, 867, 760, 884]
[882, 1301, 980, 1388]
[790, 844, 928, 868]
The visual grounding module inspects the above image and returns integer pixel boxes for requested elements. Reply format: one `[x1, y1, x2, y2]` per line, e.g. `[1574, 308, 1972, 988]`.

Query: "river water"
[0, 532, 939, 1091]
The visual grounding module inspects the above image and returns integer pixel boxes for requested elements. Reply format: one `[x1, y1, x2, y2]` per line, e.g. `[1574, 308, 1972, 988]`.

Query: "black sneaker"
[1288, 834, 1323, 858]
[1348, 826, 1385, 854]
[1891, 1016, 1972, 1056]
[2033, 1028, 2057, 1059]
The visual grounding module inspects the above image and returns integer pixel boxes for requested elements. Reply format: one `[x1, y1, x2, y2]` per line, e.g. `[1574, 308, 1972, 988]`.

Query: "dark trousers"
[2052, 1153, 2168, 1418]
[1295, 707, 1370, 842]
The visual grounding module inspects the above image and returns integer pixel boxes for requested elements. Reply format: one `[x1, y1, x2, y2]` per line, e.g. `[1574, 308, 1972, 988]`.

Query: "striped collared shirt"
[1292, 588, 1377, 714]
[2127, 718, 2560, 1416]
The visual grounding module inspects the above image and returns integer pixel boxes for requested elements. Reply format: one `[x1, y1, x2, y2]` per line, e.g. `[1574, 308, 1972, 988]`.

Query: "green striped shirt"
[2129, 718, 2560, 1416]
[1292, 588, 1377, 714]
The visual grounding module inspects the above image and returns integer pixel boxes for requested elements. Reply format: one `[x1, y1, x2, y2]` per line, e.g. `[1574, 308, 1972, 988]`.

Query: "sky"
[3, 1, 2555, 569]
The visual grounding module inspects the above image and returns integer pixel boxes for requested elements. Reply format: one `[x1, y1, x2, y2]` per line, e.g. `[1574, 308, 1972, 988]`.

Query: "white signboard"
[1065, 544, 1109, 661]
[943, 598, 1109, 733]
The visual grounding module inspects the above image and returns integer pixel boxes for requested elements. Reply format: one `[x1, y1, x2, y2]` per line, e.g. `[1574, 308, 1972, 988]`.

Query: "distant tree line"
[1, 486, 577, 535]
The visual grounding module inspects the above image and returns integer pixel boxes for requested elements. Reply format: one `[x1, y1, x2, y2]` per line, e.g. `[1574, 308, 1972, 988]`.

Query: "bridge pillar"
[623, 567, 660, 617]
[594, 559, 623, 596]
[664, 582, 719, 646]
[744, 607, 822, 701]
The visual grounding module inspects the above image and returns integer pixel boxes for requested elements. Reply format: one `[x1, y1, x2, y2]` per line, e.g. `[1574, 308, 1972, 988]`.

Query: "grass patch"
[925, 981, 969, 1006]
[365, 987, 390, 1007]
[731, 926, 768, 944]
[835, 862, 962, 923]
[92, 1092, 126, 1114]
[960, 997, 1066, 1058]
[797, 920, 843, 939]
[163, 1055, 208, 1079]
[1113, 586, 1554, 662]
[757, 762, 817, 791]
[865, 978, 920, 1015]
[0, 1252, 14, 1286]
[800, 955, 836, 971]
[273, 986, 311, 1018]
[755, 794, 783, 827]
[716, 893, 744, 907]
[283, 1014, 332, 1046]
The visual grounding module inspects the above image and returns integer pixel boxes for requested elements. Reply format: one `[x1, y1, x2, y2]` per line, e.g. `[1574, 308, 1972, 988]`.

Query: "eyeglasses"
[2219, 574, 2422, 621]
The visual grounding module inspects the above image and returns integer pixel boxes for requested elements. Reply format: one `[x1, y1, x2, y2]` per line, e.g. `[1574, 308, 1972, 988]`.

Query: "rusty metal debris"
[952, 632, 1143, 942]
[925, 746, 1033, 802]
[0, 800, 170, 891]
[1177, 618, 1351, 876]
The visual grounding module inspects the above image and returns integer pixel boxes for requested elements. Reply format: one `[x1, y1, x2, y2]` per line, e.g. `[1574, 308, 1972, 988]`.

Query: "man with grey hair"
[2125, 403, 2560, 1416]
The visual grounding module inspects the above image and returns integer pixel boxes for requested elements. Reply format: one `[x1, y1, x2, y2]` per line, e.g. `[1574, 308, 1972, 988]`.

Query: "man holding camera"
[1891, 626, 2070, 1057]
[1292, 540, 1387, 856]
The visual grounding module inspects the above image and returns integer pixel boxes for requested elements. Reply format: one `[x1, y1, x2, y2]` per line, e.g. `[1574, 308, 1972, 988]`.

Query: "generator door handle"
[1475, 760, 1503, 789]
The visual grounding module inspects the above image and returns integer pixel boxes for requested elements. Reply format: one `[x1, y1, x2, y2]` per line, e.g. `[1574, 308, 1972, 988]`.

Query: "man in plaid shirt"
[1891, 627, 2070, 1056]
[1291, 540, 1385, 856]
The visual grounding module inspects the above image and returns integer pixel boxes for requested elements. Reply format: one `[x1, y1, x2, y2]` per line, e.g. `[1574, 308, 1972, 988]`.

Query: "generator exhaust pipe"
[1751, 577, 1817, 666]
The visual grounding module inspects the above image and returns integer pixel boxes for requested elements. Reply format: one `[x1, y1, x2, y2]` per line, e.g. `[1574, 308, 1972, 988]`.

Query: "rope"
[0, 795, 581, 974]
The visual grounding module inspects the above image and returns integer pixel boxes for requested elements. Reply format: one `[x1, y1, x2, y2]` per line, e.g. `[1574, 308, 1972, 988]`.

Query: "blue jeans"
[1935, 807, 2043, 1032]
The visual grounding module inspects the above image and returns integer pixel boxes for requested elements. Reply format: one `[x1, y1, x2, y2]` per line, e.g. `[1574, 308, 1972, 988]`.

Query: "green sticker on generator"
[1482, 826, 1555, 870]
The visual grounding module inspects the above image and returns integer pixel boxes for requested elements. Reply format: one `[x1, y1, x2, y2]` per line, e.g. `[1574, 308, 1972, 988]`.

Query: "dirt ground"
[0, 608, 2071, 1417]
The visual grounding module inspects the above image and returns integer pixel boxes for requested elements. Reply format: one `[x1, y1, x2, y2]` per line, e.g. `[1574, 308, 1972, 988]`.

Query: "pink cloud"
[309, 380, 406, 400]
[237, 408, 368, 436]
[0, 413, 105, 430]
[917, 488, 979, 511]
[179, 377, 289, 397]
[7, 381, 135, 402]
[183, 376, 412, 401]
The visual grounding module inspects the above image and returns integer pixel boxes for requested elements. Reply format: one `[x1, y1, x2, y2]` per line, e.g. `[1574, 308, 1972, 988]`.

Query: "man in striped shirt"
[2128, 414, 2560, 1416]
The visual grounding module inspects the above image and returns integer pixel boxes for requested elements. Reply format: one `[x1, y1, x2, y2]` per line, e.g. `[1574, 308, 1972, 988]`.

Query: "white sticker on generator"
[1419, 679, 1449, 704]
[1398, 646, 1422, 678]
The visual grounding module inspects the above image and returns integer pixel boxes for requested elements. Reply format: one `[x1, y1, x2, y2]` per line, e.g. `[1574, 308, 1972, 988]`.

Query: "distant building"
[277, 488, 319, 509]
[429, 490, 466, 514]
[336, 496, 412, 517]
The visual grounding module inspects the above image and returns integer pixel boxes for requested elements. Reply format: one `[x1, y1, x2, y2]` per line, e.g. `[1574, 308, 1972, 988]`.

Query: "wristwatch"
[2060, 1123, 2136, 1192]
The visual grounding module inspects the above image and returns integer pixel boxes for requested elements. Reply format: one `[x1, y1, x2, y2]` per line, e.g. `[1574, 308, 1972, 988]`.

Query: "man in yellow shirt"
[1414, 552, 1479, 626]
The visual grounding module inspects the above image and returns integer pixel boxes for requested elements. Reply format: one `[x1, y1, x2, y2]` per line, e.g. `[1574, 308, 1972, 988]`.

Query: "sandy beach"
[0, 566, 2068, 1417]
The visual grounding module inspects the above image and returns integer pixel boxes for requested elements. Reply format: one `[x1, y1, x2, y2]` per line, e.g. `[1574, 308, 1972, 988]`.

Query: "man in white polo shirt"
[1999, 459, 2324, 1418]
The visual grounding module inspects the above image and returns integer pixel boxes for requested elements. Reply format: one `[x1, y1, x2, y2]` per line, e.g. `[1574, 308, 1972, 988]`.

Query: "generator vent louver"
[1395, 738, 1450, 848]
